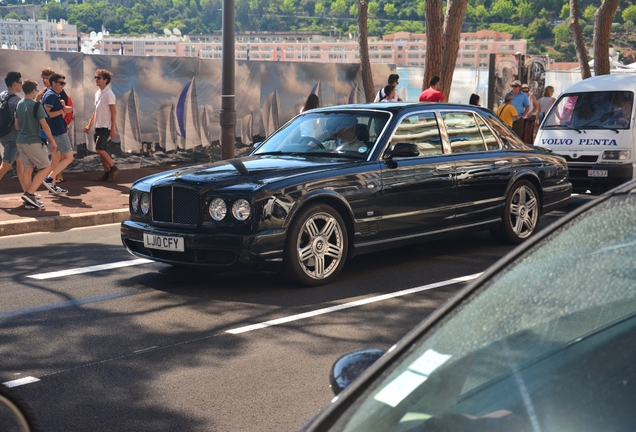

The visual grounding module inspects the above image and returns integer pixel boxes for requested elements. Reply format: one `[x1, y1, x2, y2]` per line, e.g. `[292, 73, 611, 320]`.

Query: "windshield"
[332, 192, 636, 432]
[252, 111, 391, 159]
[543, 91, 634, 130]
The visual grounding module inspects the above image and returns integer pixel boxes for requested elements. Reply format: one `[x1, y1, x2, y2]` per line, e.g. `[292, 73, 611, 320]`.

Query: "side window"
[476, 115, 500, 150]
[441, 112, 486, 153]
[390, 113, 443, 156]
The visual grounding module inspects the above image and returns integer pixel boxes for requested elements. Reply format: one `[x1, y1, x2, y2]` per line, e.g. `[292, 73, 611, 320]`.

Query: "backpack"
[0, 93, 18, 137]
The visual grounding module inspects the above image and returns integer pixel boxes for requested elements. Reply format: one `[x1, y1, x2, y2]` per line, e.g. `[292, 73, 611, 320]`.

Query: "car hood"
[133, 155, 355, 191]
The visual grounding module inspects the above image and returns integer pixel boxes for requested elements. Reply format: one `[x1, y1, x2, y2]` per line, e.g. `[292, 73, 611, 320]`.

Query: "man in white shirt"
[374, 74, 402, 102]
[84, 69, 118, 181]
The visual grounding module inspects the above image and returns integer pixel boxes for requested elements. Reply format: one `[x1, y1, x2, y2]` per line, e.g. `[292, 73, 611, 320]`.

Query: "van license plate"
[143, 234, 184, 252]
[588, 170, 608, 178]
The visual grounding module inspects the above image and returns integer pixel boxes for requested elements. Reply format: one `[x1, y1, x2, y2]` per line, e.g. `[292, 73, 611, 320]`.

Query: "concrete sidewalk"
[0, 166, 180, 236]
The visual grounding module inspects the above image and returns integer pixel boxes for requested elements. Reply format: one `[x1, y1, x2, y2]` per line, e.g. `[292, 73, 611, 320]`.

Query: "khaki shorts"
[17, 142, 50, 170]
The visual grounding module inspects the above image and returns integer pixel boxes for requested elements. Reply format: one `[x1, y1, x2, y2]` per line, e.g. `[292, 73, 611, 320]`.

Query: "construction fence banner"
[0, 50, 393, 171]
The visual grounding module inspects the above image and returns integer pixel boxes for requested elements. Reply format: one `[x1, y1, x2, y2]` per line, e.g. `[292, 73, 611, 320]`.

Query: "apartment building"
[383, 30, 527, 68]
[0, 18, 77, 51]
[0, 18, 527, 68]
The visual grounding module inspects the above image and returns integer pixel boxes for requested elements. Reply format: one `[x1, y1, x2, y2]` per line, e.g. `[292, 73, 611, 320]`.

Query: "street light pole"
[220, 0, 236, 160]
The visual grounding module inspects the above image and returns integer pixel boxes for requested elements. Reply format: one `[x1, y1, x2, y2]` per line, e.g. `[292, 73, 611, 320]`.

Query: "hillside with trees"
[1, 0, 635, 62]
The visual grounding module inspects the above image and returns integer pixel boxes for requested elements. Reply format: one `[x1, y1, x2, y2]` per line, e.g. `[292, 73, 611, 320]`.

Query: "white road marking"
[226, 273, 482, 334]
[27, 258, 154, 280]
[3, 376, 40, 388]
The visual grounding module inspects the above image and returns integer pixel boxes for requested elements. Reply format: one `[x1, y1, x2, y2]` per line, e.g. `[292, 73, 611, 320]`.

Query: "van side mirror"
[253, 142, 263, 150]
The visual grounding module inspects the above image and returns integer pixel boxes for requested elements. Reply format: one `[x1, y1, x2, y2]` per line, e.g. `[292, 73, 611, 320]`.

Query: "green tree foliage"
[491, 0, 514, 23]
[623, 5, 636, 23]
[515, 0, 533, 24]
[524, 18, 552, 40]
[582, 4, 596, 21]
[384, 3, 397, 17]
[559, 4, 568, 20]
[553, 22, 569, 45]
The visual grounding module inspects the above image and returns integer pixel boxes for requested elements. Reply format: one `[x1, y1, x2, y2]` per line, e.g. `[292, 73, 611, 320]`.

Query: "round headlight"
[232, 199, 251, 221]
[140, 193, 150, 215]
[209, 198, 227, 221]
[131, 191, 140, 213]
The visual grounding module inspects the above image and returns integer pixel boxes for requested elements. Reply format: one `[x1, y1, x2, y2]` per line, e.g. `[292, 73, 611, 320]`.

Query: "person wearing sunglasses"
[83, 69, 118, 181]
[41, 72, 73, 195]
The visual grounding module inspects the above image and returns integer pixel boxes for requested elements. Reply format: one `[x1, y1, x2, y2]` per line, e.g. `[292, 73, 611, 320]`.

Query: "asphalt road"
[0, 196, 592, 431]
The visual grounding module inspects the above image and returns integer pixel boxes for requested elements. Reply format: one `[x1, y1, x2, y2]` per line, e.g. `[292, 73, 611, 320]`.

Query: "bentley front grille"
[152, 186, 200, 226]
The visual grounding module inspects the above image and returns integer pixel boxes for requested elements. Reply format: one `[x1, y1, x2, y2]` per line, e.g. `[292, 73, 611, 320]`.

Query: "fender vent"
[359, 222, 378, 236]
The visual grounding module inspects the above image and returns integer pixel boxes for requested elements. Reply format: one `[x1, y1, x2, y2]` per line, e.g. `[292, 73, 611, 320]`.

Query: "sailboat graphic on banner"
[310, 80, 323, 105]
[347, 83, 358, 104]
[158, 102, 177, 151]
[116, 87, 142, 153]
[261, 90, 280, 137]
[200, 106, 215, 146]
[174, 77, 202, 149]
[239, 112, 253, 145]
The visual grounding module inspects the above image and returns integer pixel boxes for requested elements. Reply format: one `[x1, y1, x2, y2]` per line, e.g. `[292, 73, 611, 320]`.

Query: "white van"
[535, 74, 635, 193]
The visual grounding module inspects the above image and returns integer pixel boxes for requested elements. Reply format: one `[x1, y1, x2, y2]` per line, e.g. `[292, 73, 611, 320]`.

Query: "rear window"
[543, 91, 634, 130]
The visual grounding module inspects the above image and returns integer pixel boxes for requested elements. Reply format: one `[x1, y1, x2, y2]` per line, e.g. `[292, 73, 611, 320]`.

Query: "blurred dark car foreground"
[300, 180, 636, 431]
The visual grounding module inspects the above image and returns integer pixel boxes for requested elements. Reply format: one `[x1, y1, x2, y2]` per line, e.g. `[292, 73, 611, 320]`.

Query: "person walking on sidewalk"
[0, 71, 27, 193]
[15, 80, 57, 209]
[41, 73, 73, 195]
[84, 69, 118, 181]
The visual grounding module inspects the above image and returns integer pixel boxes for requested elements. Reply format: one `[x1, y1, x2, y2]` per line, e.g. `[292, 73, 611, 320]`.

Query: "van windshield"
[543, 91, 633, 130]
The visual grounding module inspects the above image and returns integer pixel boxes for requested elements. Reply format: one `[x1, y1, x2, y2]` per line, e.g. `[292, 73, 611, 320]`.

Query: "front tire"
[493, 180, 539, 244]
[282, 203, 348, 286]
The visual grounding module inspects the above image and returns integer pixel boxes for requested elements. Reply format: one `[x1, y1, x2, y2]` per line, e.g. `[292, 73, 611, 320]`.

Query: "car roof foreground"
[299, 178, 636, 432]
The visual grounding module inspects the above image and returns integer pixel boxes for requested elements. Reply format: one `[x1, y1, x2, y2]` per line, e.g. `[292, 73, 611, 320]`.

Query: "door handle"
[435, 165, 453, 171]
[495, 160, 510, 166]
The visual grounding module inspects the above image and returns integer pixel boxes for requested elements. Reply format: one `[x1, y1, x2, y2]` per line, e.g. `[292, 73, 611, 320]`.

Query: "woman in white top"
[538, 86, 556, 123]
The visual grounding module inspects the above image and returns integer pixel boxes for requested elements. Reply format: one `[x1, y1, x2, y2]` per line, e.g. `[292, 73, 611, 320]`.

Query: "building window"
[381, 54, 392, 58]
[463, 53, 475, 58]
[479, 44, 488, 50]
[462, 62, 473, 67]
[464, 44, 474, 50]
[480, 53, 488, 58]
[509, 44, 515, 50]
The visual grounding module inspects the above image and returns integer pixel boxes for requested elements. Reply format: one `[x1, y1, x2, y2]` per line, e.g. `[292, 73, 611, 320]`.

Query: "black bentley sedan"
[120, 103, 572, 286]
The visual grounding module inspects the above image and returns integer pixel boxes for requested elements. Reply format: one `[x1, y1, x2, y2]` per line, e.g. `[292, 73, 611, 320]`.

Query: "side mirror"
[329, 348, 386, 395]
[253, 141, 263, 150]
[383, 143, 419, 160]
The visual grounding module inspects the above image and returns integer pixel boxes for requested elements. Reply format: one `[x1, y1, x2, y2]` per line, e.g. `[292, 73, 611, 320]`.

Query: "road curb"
[0, 209, 130, 236]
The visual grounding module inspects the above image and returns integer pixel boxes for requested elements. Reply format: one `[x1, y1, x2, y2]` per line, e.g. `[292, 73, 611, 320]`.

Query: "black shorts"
[94, 128, 110, 151]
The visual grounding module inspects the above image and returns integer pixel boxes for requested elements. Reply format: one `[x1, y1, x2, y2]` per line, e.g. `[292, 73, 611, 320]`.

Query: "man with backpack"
[15, 79, 57, 209]
[0, 71, 27, 192]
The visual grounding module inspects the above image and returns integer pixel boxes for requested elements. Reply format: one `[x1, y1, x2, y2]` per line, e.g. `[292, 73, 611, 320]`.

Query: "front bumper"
[568, 162, 633, 193]
[121, 220, 287, 273]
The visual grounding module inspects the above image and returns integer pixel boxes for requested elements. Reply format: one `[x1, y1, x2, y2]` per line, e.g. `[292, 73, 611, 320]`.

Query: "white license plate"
[588, 170, 608, 178]
[143, 234, 184, 252]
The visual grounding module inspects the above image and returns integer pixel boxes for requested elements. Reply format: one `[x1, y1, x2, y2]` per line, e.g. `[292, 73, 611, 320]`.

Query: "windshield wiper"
[255, 151, 308, 156]
[543, 124, 584, 133]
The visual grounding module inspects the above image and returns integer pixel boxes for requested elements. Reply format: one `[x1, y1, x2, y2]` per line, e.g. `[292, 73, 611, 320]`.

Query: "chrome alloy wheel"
[296, 212, 345, 280]
[509, 184, 539, 239]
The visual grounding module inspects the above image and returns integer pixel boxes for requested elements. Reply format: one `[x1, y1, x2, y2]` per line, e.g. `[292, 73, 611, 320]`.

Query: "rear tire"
[493, 180, 539, 244]
[282, 203, 348, 286]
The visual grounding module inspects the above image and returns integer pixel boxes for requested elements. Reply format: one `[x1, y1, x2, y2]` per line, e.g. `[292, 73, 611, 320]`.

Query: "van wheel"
[282, 203, 348, 286]
[493, 180, 539, 244]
